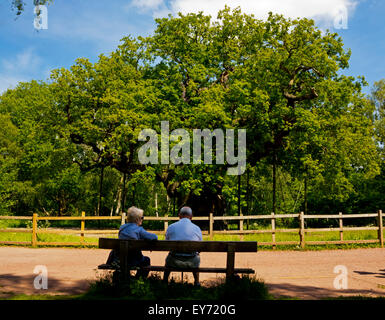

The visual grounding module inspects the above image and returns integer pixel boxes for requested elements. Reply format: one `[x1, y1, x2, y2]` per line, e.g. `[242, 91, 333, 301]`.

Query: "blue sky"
[0, 0, 384, 95]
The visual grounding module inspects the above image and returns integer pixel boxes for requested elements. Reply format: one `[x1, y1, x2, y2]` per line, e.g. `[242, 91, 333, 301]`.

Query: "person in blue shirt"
[163, 206, 202, 286]
[105, 206, 158, 278]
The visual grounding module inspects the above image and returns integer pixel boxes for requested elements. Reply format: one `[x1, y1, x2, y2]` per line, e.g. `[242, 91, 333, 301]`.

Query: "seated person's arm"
[197, 227, 203, 241]
[197, 228, 203, 254]
[139, 228, 158, 241]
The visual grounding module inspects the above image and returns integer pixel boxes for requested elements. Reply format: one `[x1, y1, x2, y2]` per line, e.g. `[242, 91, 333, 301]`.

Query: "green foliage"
[0, 7, 384, 225]
[11, 0, 53, 16]
[82, 273, 271, 300]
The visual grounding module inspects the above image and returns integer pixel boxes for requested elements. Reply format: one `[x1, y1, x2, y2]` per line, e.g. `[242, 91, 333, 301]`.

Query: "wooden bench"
[98, 238, 258, 281]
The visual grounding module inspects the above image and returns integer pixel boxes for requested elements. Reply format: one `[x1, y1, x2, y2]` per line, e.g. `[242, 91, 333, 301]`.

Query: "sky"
[0, 0, 385, 95]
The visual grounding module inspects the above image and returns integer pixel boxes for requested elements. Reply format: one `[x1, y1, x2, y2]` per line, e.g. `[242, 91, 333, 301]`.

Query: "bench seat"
[98, 238, 258, 281]
[98, 263, 255, 274]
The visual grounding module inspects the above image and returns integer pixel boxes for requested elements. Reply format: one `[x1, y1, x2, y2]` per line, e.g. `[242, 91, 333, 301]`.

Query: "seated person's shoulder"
[119, 223, 127, 230]
[193, 222, 202, 231]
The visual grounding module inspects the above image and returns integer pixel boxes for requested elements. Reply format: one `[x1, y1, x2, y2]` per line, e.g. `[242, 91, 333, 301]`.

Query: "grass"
[0, 228, 382, 250]
[0, 232, 99, 245]
[0, 217, 382, 250]
[205, 230, 379, 242]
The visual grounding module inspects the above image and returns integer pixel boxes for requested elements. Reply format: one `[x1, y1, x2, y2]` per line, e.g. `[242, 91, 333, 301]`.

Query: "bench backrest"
[99, 238, 258, 253]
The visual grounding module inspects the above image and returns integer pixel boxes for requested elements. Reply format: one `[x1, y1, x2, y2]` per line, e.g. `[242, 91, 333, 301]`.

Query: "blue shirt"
[166, 218, 202, 257]
[119, 223, 158, 241]
[118, 223, 158, 265]
[165, 218, 202, 241]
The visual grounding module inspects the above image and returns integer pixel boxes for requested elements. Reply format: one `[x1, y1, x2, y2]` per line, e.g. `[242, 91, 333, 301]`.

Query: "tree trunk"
[166, 194, 171, 214]
[272, 153, 277, 214]
[184, 187, 226, 231]
[237, 174, 241, 229]
[97, 166, 104, 216]
[304, 174, 308, 215]
[132, 182, 136, 206]
[112, 174, 124, 216]
[155, 191, 159, 217]
[158, 171, 226, 230]
[121, 173, 127, 212]
[246, 167, 250, 230]
[173, 196, 176, 215]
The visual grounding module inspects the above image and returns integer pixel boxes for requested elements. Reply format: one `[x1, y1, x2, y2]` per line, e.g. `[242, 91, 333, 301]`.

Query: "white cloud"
[129, 0, 171, 18]
[141, 0, 358, 26]
[49, 14, 132, 54]
[2, 48, 42, 73]
[131, 0, 164, 10]
[170, 0, 357, 20]
[0, 75, 28, 94]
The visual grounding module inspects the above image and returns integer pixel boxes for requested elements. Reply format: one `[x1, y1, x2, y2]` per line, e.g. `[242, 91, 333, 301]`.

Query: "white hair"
[126, 206, 144, 223]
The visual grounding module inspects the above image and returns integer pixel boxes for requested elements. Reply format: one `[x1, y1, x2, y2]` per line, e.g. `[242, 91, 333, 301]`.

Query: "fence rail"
[0, 210, 383, 248]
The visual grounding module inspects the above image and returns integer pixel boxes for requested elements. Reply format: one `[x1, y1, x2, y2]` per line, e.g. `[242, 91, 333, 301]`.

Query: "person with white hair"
[104, 206, 158, 278]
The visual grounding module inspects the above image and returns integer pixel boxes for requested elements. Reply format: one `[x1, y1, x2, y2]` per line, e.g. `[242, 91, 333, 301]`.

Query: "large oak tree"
[46, 7, 379, 220]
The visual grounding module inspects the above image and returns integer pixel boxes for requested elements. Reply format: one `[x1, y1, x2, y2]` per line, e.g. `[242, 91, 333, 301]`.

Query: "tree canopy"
[0, 7, 383, 221]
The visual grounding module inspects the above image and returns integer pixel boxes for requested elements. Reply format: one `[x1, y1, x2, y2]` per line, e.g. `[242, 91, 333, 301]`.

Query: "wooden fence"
[0, 210, 383, 248]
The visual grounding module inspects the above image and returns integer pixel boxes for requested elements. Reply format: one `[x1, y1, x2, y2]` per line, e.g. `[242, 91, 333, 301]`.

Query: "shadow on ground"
[267, 281, 385, 300]
[354, 269, 385, 279]
[2, 271, 385, 300]
[0, 273, 91, 298]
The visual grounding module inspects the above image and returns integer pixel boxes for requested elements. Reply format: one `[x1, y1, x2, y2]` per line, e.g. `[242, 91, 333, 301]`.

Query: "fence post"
[239, 211, 244, 241]
[209, 213, 214, 240]
[378, 210, 383, 248]
[32, 213, 38, 247]
[339, 212, 343, 242]
[299, 211, 305, 248]
[121, 212, 126, 226]
[271, 212, 276, 250]
[164, 214, 168, 233]
[80, 211, 85, 245]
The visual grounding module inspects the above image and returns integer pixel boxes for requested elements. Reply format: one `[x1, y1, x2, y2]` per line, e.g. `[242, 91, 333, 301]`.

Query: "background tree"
[10, 0, 52, 16]
[0, 7, 383, 226]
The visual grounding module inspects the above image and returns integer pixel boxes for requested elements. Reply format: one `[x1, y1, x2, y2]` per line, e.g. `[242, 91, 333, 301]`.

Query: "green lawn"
[0, 228, 381, 250]
[0, 232, 98, 244]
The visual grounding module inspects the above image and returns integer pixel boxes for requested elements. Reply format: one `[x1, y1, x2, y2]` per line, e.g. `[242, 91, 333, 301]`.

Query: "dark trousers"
[134, 256, 151, 278]
[106, 250, 151, 278]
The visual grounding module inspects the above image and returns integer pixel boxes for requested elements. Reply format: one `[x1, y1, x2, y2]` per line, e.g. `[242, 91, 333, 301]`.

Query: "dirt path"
[1, 246, 385, 299]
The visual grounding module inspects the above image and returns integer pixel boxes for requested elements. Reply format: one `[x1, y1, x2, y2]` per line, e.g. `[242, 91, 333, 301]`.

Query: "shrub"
[80, 272, 271, 300]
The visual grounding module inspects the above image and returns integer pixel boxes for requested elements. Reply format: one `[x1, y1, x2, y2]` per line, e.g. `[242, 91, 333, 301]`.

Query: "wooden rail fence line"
[0, 210, 383, 248]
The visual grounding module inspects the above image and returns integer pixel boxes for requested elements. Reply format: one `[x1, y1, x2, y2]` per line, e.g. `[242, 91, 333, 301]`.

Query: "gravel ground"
[1, 246, 385, 299]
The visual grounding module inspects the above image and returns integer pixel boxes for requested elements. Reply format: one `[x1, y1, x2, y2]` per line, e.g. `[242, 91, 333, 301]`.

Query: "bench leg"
[112, 270, 120, 285]
[119, 242, 129, 282]
[192, 271, 200, 285]
[226, 246, 235, 281]
[163, 270, 171, 283]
